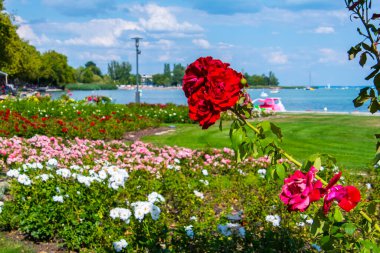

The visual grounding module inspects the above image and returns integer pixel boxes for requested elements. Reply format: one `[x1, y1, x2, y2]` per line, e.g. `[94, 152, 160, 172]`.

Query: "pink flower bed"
[0, 135, 272, 174]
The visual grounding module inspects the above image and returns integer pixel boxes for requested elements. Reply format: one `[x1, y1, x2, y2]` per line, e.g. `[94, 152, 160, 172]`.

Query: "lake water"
[48, 87, 371, 113]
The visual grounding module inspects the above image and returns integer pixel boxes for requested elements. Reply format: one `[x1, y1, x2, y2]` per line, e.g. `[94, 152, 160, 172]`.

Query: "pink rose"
[280, 166, 323, 212]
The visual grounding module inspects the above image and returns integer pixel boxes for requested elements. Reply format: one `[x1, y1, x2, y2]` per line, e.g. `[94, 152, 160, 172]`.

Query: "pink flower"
[280, 166, 323, 212]
[322, 172, 361, 214]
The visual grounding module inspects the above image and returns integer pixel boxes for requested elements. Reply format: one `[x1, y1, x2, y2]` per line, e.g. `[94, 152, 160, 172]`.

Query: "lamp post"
[131, 37, 142, 103]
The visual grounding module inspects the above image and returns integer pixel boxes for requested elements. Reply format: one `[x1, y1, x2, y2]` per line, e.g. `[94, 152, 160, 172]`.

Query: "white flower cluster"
[56, 168, 72, 178]
[35, 173, 53, 182]
[17, 174, 32, 186]
[130, 192, 165, 222]
[110, 208, 132, 224]
[21, 162, 43, 171]
[0, 201, 3, 214]
[113, 239, 128, 252]
[217, 223, 246, 238]
[106, 166, 129, 190]
[265, 215, 281, 227]
[47, 158, 58, 169]
[184, 225, 194, 239]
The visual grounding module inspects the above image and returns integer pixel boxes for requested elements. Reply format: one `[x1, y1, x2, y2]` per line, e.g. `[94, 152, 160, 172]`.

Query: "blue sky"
[4, 0, 378, 86]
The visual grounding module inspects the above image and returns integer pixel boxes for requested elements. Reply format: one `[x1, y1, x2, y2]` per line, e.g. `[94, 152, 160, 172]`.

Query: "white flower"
[110, 208, 132, 224]
[265, 215, 281, 227]
[366, 183, 371, 190]
[98, 170, 108, 180]
[193, 190, 204, 199]
[56, 168, 72, 178]
[17, 174, 32, 186]
[6, 169, 19, 178]
[306, 219, 313, 225]
[190, 216, 198, 221]
[113, 239, 128, 252]
[0, 201, 3, 214]
[184, 225, 194, 239]
[174, 158, 180, 164]
[199, 179, 209, 186]
[47, 158, 58, 168]
[319, 166, 325, 171]
[53, 195, 64, 203]
[148, 192, 165, 204]
[257, 169, 266, 178]
[131, 201, 153, 222]
[296, 222, 305, 227]
[37, 174, 51, 182]
[202, 169, 208, 176]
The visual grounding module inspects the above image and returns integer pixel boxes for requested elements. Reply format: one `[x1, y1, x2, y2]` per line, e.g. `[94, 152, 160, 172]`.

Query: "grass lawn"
[0, 232, 35, 253]
[142, 113, 380, 170]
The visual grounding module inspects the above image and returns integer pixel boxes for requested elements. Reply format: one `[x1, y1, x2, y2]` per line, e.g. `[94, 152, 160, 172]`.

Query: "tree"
[152, 73, 170, 86]
[85, 61, 102, 76]
[172, 64, 185, 86]
[268, 71, 279, 86]
[107, 60, 132, 83]
[39, 51, 75, 85]
[163, 63, 171, 79]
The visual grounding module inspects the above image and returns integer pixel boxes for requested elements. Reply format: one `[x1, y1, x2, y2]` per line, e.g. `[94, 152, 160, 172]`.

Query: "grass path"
[142, 113, 379, 170]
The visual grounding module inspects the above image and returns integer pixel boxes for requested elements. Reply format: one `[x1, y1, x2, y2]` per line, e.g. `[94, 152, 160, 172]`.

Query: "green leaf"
[343, 223, 356, 236]
[219, 118, 223, 131]
[333, 207, 344, 222]
[368, 98, 380, 113]
[365, 68, 379, 80]
[362, 42, 372, 51]
[275, 164, 286, 181]
[373, 73, 380, 92]
[348, 45, 362, 60]
[359, 52, 367, 67]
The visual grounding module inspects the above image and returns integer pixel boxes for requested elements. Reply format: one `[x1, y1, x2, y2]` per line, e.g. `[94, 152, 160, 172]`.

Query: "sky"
[3, 0, 379, 86]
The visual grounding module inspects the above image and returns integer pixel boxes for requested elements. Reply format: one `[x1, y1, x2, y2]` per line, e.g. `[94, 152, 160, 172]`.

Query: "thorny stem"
[230, 108, 303, 168]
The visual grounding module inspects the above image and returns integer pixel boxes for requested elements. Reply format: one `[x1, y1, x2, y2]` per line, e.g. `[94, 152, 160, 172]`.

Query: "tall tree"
[85, 61, 102, 76]
[172, 63, 185, 86]
[163, 63, 171, 79]
[107, 60, 132, 83]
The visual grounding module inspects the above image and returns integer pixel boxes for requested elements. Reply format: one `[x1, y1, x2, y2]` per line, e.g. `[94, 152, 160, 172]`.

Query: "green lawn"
[0, 233, 35, 253]
[142, 113, 379, 170]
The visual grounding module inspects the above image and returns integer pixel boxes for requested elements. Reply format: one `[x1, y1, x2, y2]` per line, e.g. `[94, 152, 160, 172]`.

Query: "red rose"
[182, 56, 244, 129]
[188, 87, 221, 129]
[322, 172, 361, 214]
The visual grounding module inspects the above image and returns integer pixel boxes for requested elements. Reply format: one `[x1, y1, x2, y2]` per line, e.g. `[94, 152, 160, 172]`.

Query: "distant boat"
[305, 87, 315, 91]
[260, 91, 268, 97]
[270, 88, 280, 94]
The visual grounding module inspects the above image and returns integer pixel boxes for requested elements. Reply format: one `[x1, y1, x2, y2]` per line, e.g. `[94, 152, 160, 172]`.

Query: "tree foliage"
[107, 60, 132, 84]
[244, 71, 279, 86]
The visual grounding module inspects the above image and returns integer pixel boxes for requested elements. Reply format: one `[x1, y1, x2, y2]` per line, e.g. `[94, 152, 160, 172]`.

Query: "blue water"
[48, 87, 370, 113]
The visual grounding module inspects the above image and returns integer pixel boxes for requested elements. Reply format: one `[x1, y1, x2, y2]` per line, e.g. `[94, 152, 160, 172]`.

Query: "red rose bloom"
[322, 172, 361, 214]
[182, 56, 244, 129]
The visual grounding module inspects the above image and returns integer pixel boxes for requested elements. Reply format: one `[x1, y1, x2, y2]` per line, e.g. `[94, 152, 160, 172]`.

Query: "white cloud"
[78, 52, 121, 62]
[130, 4, 203, 33]
[17, 25, 52, 45]
[314, 26, 335, 34]
[192, 39, 210, 49]
[318, 48, 345, 64]
[267, 51, 289, 64]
